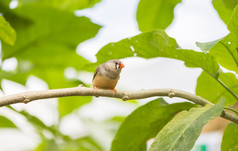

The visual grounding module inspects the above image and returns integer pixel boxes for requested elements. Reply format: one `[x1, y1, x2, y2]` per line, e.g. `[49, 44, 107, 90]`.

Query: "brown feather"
[93, 65, 101, 80]
[93, 74, 119, 89]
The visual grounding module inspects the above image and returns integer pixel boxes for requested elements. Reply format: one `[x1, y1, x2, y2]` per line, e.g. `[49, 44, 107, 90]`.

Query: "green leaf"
[210, 35, 238, 74]
[222, 0, 238, 9]
[149, 99, 225, 151]
[1, 4, 100, 88]
[228, 5, 238, 34]
[196, 71, 238, 105]
[0, 16, 16, 45]
[137, 0, 181, 31]
[96, 30, 219, 76]
[58, 96, 92, 117]
[2, 5, 100, 61]
[196, 34, 238, 74]
[221, 123, 238, 151]
[196, 37, 224, 53]
[0, 115, 17, 128]
[19, 0, 101, 11]
[212, 0, 236, 24]
[228, 5, 238, 57]
[0, 0, 11, 13]
[111, 98, 195, 151]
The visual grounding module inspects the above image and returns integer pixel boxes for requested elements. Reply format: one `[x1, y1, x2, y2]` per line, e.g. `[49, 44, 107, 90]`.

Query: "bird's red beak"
[120, 62, 125, 68]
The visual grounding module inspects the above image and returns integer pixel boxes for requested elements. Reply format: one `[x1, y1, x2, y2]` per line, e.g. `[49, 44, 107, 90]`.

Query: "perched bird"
[92, 59, 125, 94]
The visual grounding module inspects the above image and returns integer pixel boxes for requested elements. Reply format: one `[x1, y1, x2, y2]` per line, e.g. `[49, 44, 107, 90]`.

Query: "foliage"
[0, 16, 16, 45]
[149, 99, 224, 151]
[221, 122, 238, 151]
[136, 0, 181, 31]
[0, 0, 238, 151]
[111, 98, 196, 151]
[0, 115, 17, 128]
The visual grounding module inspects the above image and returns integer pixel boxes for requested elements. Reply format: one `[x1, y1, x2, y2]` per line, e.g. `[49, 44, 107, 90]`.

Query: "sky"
[0, 0, 229, 150]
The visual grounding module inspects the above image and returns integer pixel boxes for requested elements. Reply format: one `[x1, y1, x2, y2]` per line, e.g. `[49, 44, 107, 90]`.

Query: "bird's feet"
[93, 87, 99, 97]
[93, 87, 99, 91]
[112, 88, 117, 96]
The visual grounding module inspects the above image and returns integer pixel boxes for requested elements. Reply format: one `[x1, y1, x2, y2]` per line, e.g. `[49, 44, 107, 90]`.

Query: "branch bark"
[0, 86, 238, 124]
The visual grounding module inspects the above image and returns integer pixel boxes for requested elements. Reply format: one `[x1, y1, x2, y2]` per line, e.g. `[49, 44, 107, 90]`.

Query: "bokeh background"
[0, 0, 230, 150]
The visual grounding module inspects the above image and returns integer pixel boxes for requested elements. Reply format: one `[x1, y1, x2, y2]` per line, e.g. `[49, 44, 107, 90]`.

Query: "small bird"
[92, 59, 125, 94]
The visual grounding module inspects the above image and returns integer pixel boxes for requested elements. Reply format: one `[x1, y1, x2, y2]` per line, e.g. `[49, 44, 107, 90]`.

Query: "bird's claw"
[93, 87, 99, 97]
[112, 88, 117, 96]
[93, 87, 99, 91]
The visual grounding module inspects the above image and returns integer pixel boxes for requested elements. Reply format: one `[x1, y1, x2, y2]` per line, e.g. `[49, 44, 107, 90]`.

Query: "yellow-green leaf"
[96, 30, 219, 76]
[0, 115, 17, 128]
[111, 98, 195, 151]
[212, 0, 236, 24]
[196, 34, 238, 74]
[196, 71, 238, 105]
[0, 16, 16, 45]
[137, 0, 181, 31]
[149, 99, 224, 151]
[221, 123, 238, 151]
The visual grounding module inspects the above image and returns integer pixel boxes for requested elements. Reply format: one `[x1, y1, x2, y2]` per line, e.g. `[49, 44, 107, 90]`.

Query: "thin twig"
[224, 107, 238, 116]
[207, 71, 238, 101]
[0, 86, 238, 124]
[219, 41, 238, 67]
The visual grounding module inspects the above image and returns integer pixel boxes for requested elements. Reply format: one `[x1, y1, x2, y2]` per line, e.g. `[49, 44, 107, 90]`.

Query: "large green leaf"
[137, 0, 181, 31]
[149, 99, 224, 151]
[1, 4, 100, 88]
[222, 0, 238, 9]
[212, 0, 237, 24]
[221, 123, 238, 151]
[228, 5, 238, 34]
[228, 5, 238, 56]
[189, 5, 238, 75]
[58, 96, 92, 117]
[96, 30, 219, 75]
[0, 16, 16, 45]
[0, 115, 17, 128]
[196, 71, 238, 105]
[0, 0, 11, 13]
[111, 98, 195, 151]
[196, 34, 238, 74]
[2, 4, 100, 61]
[18, 0, 101, 11]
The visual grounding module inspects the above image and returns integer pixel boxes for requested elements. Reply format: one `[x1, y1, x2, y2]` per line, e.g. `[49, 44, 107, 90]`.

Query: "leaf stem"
[219, 41, 238, 67]
[215, 76, 238, 100]
[207, 72, 238, 101]
[224, 106, 238, 116]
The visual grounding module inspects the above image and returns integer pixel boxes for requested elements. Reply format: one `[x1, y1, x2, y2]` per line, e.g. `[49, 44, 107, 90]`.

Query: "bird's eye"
[115, 63, 120, 70]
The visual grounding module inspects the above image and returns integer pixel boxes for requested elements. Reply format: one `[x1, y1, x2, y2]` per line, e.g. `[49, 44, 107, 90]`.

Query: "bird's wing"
[93, 65, 101, 80]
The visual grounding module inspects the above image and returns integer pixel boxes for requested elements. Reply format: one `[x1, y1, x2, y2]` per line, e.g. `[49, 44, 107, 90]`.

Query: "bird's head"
[106, 59, 125, 72]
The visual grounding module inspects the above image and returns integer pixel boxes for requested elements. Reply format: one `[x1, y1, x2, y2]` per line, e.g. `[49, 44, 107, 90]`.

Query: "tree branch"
[0, 86, 238, 124]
